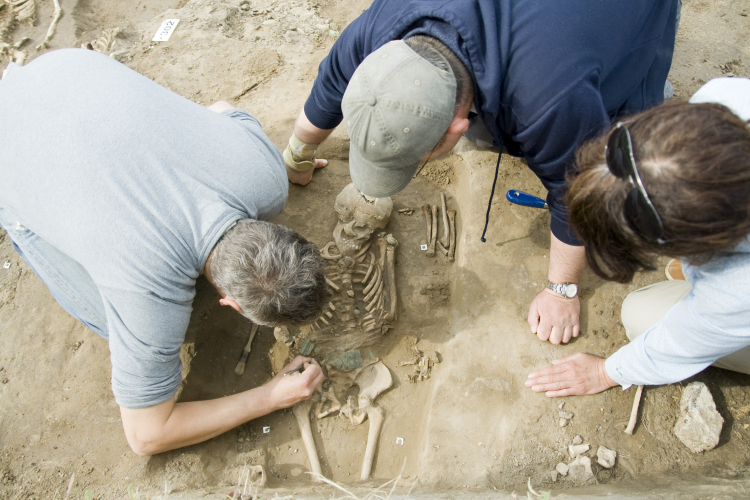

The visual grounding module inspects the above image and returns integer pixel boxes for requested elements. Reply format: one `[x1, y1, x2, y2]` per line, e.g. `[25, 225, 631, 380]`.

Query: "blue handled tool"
[505, 190, 548, 209]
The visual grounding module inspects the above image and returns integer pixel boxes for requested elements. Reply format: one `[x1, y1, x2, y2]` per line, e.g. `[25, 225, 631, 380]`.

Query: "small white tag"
[420, 244, 428, 251]
[152, 19, 180, 42]
[262, 426, 270, 434]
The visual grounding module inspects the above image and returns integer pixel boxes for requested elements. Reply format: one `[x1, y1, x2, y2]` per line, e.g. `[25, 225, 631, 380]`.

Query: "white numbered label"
[153, 19, 180, 42]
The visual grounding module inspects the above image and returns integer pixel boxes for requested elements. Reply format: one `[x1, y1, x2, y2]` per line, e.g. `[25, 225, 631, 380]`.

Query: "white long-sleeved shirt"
[605, 77, 750, 387]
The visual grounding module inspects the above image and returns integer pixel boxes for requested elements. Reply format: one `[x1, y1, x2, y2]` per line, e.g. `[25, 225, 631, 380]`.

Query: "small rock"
[572, 435, 583, 445]
[559, 411, 574, 420]
[673, 381, 724, 453]
[558, 418, 568, 427]
[555, 463, 569, 476]
[549, 470, 558, 483]
[567, 455, 593, 483]
[596, 446, 617, 468]
[558, 402, 565, 410]
[568, 443, 589, 458]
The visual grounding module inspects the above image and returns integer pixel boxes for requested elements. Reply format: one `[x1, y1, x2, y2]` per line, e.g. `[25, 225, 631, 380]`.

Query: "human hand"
[285, 158, 327, 186]
[283, 132, 328, 186]
[528, 288, 580, 344]
[525, 352, 618, 397]
[264, 356, 324, 411]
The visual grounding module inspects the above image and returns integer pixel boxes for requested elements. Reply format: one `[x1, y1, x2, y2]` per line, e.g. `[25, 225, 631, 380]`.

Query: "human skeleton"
[280, 183, 398, 481]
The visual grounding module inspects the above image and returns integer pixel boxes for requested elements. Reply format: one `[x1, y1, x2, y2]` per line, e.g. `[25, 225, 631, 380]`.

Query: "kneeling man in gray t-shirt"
[0, 49, 329, 455]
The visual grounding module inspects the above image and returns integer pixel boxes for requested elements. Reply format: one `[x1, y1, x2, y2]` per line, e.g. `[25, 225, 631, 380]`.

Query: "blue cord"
[480, 152, 502, 242]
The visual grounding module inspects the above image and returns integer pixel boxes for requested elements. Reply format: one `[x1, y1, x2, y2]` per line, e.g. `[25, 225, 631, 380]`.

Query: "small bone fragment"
[397, 208, 414, 215]
[624, 385, 644, 435]
[555, 462, 569, 476]
[568, 443, 589, 458]
[36, 0, 62, 51]
[360, 406, 384, 480]
[422, 205, 432, 250]
[440, 193, 450, 248]
[447, 210, 456, 262]
[559, 411, 574, 420]
[234, 322, 260, 375]
[325, 276, 340, 291]
[293, 399, 323, 481]
[558, 418, 568, 427]
[567, 455, 593, 482]
[572, 435, 583, 445]
[596, 446, 617, 468]
[430, 205, 438, 256]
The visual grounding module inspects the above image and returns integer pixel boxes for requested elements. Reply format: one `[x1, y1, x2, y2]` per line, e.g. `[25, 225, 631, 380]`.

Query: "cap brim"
[348, 142, 419, 198]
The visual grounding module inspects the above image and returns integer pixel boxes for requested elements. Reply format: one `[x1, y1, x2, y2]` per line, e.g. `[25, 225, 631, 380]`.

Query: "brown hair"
[567, 100, 750, 283]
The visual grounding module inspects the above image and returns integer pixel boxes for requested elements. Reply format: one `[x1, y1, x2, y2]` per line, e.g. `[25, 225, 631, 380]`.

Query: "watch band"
[546, 281, 578, 299]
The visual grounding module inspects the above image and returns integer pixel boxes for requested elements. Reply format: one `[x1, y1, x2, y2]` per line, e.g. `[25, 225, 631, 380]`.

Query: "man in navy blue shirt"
[282, 0, 679, 345]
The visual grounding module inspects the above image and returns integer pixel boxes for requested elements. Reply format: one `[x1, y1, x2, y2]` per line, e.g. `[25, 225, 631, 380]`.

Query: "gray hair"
[209, 219, 331, 326]
[404, 35, 473, 116]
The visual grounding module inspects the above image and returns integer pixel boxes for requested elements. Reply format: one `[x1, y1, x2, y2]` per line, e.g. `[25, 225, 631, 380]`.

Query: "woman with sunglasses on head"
[526, 77, 750, 397]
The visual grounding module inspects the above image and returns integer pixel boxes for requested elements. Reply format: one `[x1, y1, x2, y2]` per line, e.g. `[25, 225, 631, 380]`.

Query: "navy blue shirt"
[304, 0, 679, 244]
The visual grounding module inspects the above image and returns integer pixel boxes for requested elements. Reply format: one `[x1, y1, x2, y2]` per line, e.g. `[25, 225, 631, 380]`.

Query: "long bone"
[624, 385, 644, 435]
[361, 407, 384, 480]
[422, 205, 434, 256]
[448, 210, 456, 262]
[385, 244, 397, 321]
[355, 362, 393, 480]
[293, 397, 324, 481]
[430, 205, 438, 257]
[35, 0, 61, 51]
[440, 193, 450, 247]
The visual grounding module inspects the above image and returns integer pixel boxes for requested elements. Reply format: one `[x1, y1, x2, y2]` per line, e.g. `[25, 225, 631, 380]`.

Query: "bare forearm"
[122, 387, 275, 455]
[121, 356, 323, 456]
[293, 109, 335, 144]
[548, 232, 586, 283]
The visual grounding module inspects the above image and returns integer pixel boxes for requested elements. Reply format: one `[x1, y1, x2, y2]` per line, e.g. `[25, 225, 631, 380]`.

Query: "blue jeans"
[0, 206, 108, 338]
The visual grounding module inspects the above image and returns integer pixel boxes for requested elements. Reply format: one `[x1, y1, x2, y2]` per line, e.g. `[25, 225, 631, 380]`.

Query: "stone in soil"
[673, 381, 724, 453]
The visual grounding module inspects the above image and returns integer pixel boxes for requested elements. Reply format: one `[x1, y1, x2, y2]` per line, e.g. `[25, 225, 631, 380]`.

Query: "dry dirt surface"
[1, 0, 750, 498]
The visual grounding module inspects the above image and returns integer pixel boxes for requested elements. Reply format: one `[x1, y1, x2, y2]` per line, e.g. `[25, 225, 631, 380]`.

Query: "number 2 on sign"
[152, 19, 180, 42]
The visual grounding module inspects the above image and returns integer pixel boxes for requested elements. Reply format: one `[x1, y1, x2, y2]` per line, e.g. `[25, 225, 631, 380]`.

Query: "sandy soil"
[1, 0, 749, 498]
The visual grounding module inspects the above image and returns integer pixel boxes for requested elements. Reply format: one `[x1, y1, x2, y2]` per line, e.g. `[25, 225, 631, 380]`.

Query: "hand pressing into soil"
[528, 289, 580, 344]
[525, 352, 618, 397]
[264, 356, 325, 410]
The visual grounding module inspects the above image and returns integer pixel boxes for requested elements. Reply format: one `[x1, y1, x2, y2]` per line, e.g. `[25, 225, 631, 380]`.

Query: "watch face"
[565, 284, 578, 298]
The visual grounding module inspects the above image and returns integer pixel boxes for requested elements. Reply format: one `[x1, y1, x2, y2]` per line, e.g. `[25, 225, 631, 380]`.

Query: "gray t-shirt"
[0, 49, 287, 408]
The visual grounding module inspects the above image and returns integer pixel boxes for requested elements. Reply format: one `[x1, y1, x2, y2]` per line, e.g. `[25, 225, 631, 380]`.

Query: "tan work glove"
[283, 132, 319, 172]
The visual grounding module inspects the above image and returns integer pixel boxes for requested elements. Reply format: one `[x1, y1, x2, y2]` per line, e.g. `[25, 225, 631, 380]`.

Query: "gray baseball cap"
[342, 40, 456, 198]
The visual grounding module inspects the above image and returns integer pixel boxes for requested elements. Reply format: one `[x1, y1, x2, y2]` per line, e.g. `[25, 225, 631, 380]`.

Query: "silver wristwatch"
[546, 281, 578, 299]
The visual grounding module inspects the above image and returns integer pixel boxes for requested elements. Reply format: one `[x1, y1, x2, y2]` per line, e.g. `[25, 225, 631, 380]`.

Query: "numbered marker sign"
[153, 19, 180, 42]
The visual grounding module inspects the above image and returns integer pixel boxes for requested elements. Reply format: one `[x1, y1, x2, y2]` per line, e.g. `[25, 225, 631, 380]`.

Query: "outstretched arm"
[120, 356, 323, 456]
[527, 232, 586, 344]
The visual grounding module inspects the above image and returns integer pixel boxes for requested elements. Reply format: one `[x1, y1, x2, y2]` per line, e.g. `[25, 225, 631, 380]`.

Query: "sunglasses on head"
[605, 123, 666, 244]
